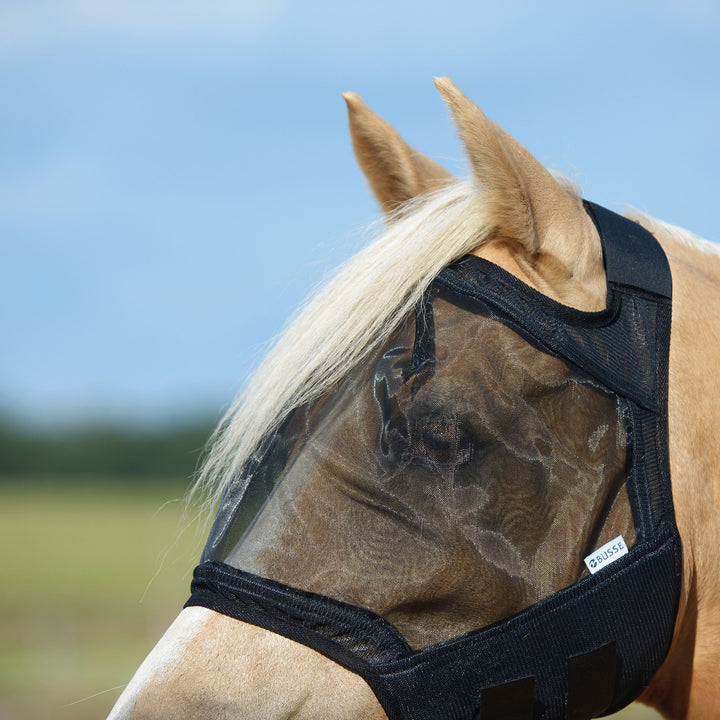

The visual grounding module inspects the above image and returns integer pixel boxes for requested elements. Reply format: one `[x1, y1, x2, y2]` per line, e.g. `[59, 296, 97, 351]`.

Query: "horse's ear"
[433, 77, 591, 257]
[343, 91, 453, 215]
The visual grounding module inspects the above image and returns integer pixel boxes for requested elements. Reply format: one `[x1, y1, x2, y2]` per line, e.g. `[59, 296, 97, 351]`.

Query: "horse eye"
[415, 415, 476, 468]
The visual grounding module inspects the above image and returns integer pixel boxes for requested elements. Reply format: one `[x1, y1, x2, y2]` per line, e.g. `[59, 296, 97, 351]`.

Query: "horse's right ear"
[343, 92, 453, 216]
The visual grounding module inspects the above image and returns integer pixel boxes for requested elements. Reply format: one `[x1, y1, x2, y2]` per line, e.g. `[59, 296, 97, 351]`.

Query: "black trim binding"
[187, 202, 681, 720]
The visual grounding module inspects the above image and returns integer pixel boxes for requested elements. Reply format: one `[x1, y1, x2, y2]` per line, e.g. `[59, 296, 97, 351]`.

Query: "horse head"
[108, 79, 720, 720]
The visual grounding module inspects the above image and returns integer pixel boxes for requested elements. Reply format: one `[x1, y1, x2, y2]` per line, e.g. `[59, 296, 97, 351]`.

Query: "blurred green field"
[0, 480, 662, 720]
[0, 479, 202, 720]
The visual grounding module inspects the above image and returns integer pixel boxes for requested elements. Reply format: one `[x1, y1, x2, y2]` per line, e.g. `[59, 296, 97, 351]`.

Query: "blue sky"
[2, 0, 718, 428]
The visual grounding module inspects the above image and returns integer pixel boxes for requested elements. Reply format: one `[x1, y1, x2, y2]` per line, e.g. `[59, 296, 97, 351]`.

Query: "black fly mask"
[187, 203, 681, 720]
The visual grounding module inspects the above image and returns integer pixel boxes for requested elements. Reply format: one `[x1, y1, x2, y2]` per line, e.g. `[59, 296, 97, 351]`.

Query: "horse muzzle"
[107, 606, 387, 720]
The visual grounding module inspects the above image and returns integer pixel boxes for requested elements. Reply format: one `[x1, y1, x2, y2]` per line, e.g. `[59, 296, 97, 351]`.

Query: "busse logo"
[584, 535, 628, 575]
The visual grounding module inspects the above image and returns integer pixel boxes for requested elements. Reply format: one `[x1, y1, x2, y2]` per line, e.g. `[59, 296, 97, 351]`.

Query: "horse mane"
[192, 180, 503, 510]
[629, 211, 720, 260]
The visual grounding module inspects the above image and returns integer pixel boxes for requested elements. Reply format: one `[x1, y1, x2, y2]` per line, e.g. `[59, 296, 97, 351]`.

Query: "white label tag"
[584, 535, 628, 574]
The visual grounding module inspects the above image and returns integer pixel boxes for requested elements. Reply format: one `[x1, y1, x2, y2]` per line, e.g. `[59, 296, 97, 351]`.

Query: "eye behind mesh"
[413, 414, 477, 470]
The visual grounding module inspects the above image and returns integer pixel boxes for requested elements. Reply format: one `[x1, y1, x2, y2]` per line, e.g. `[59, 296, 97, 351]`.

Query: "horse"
[107, 78, 720, 720]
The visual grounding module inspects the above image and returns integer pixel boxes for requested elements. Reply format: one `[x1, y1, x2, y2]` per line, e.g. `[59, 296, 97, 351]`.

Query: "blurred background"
[2, 1, 717, 717]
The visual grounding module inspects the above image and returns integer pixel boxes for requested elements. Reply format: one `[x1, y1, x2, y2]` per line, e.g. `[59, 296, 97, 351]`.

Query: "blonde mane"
[193, 180, 499, 509]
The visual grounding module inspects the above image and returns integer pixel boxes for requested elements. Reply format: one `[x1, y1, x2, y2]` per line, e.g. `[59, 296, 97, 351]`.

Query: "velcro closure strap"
[477, 676, 535, 720]
[566, 641, 617, 719]
[584, 201, 672, 298]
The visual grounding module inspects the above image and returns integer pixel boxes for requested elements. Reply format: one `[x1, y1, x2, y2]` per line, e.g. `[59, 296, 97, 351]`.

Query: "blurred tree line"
[0, 419, 215, 479]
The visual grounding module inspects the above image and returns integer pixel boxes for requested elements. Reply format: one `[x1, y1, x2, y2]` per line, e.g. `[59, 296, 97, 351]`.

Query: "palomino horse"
[108, 79, 720, 719]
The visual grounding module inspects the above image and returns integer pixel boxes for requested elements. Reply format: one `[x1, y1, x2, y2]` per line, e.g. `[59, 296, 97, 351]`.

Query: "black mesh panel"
[203, 271, 633, 650]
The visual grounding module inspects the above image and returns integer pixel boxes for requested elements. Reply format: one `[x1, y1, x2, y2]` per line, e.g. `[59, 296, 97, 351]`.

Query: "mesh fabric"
[203, 261, 633, 650]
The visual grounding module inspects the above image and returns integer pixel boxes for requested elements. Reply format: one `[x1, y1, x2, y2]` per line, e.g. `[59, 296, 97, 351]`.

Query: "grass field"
[0, 480, 662, 719]
[0, 479, 202, 720]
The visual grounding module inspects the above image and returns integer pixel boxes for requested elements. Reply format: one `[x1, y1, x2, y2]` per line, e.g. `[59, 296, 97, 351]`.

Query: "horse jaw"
[107, 607, 387, 720]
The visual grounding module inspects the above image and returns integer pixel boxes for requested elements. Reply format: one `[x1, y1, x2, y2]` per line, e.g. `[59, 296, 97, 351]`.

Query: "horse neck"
[641, 226, 720, 718]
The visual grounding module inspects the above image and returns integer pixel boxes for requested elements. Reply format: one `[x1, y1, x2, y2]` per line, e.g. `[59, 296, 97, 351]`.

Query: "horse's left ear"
[343, 91, 453, 215]
[434, 77, 606, 310]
